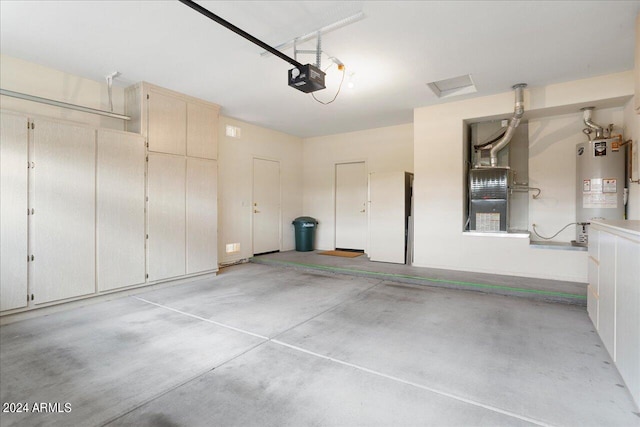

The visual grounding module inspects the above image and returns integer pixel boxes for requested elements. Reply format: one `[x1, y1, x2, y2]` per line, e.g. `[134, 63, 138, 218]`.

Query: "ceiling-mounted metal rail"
[0, 88, 131, 121]
[261, 11, 365, 58]
[178, 0, 304, 69]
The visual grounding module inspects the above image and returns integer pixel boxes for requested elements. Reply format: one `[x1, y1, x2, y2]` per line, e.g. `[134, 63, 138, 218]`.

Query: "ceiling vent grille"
[427, 74, 477, 98]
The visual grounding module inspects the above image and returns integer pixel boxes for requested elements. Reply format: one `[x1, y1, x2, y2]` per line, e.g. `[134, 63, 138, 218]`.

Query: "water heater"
[575, 137, 625, 244]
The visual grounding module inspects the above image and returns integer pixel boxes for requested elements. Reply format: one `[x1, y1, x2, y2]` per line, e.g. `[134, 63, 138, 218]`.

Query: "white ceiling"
[1, 1, 638, 138]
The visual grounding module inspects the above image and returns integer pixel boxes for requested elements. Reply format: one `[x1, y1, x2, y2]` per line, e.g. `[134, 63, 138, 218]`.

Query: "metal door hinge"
[145, 196, 149, 202]
[146, 156, 148, 162]
[146, 234, 149, 239]
[31, 294, 34, 301]
[31, 123, 35, 129]
[146, 94, 150, 100]
[146, 274, 149, 279]
[30, 255, 34, 261]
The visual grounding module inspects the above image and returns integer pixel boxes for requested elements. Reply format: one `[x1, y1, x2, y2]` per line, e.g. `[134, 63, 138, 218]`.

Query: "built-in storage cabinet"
[126, 82, 219, 160]
[31, 119, 97, 304]
[187, 103, 218, 159]
[148, 89, 187, 155]
[588, 221, 640, 408]
[97, 129, 146, 292]
[0, 112, 29, 312]
[2, 83, 219, 316]
[148, 153, 187, 281]
[127, 81, 220, 283]
[187, 158, 218, 274]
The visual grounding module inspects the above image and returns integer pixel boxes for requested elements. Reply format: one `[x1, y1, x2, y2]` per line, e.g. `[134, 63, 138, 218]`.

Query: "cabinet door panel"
[186, 158, 217, 274]
[148, 153, 186, 281]
[187, 103, 217, 159]
[148, 90, 186, 155]
[0, 112, 29, 311]
[97, 130, 146, 291]
[369, 172, 406, 264]
[615, 236, 640, 405]
[598, 231, 616, 359]
[32, 119, 96, 304]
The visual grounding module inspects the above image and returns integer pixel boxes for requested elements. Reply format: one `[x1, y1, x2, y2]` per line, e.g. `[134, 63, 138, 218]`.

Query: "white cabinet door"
[187, 103, 218, 160]
[186, 158, 217, 274]
[96, 129, 146, 291]
[148, 89, 186, 155]
[335, 162, 367, 250]
[615, 235, 640, 405]
[369, 172, 406, 264]
[148, 153, 186, 281]
[32, 119, 96, 304]
[598, 231, 616, 359]
[0, 112, 29, 311]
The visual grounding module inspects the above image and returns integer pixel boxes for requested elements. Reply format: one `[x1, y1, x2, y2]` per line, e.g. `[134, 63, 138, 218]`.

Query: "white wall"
[623, 98, 640, 220]
[302, 123, 413, 250]
[414, 71, 634, 282]
[0, 55, 125, 130]
[529, 107, 625, 242]
[218, 116, 303, 264]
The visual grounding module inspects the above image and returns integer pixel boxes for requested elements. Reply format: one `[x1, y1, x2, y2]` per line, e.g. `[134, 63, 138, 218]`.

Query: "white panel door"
[186, 158, 218, 274]
[148, 153, 186, 281]
[335, 162, 367, 250]
[32, 119, 96, 304]
[147, 89, 186, 155]
[187, 102, 218, 160]
[253, 158, 280, 255]
[0, 112, 29, 311]
[96, 129, 146, 292]
[369, 172, 405, 264]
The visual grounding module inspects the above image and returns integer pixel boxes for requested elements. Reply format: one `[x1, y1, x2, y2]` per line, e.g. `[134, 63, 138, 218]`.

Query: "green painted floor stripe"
[251, 258, 586, 300]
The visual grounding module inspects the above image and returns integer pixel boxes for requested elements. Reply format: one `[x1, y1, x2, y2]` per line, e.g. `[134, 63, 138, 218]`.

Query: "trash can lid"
[292, 216, 318, 225]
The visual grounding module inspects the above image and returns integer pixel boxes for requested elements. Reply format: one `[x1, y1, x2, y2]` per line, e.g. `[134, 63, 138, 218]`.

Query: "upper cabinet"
[125, 82, 220, 159]
[148, 89, 187, 155]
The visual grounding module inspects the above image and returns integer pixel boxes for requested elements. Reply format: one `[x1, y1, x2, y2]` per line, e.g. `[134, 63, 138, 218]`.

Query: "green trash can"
[292, 217, 318, 252]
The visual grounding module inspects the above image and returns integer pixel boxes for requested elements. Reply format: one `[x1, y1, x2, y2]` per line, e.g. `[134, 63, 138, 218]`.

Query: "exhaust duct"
[488, 83, 527, 167]
[581, 106, 605, 139]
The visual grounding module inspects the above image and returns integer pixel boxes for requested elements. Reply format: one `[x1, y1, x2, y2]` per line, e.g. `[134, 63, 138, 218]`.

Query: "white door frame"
[251, 156, 282, 255]
[334, 160, 368, 252]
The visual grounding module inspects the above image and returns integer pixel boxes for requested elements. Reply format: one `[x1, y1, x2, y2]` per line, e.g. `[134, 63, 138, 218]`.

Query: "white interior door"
[253, 158, 280, 255]
[335, 162, 367, 250]
[0, 112, 29, 311]
[369, 172, 405, 264]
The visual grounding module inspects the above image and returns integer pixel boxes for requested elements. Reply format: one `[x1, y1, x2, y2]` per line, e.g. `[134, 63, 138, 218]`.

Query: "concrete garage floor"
[1, 263, 638, 426]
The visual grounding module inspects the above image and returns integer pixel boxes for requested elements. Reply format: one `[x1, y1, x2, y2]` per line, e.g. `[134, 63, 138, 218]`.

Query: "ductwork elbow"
[581, 107, 604, 139]
[489, 83, 527, 167]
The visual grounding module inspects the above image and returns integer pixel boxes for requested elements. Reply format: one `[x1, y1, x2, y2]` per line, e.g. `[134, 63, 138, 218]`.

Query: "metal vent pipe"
[489, 83, 527, 167]
[581, 106, 604, 139]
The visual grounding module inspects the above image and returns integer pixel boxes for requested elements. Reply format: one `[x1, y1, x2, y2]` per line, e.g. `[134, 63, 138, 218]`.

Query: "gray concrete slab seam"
[131, 295, 554, 427]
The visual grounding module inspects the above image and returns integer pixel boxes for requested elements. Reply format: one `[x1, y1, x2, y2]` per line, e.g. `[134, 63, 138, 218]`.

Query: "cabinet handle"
[254, 209, 260, 213]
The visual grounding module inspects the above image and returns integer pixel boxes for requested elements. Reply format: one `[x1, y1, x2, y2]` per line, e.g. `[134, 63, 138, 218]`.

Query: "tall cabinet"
[126, 82, 219, 282]
[0, 112, 146, 313]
